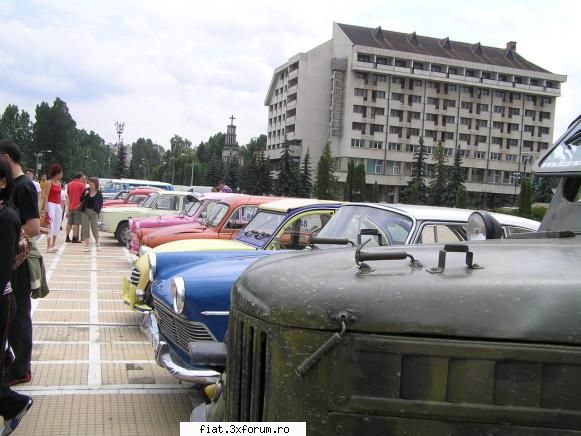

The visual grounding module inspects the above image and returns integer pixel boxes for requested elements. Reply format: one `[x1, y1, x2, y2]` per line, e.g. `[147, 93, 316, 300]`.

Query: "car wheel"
[116, 222, 131, 246]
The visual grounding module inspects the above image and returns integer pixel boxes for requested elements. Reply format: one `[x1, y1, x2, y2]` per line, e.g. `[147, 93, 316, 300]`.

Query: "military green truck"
[192, 115, 581, 435]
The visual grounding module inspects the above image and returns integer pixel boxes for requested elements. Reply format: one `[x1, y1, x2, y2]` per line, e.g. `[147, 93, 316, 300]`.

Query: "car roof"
[199, 192, 243, 200]
[259, 198, 343, 213]
[344, 203, 539, 229]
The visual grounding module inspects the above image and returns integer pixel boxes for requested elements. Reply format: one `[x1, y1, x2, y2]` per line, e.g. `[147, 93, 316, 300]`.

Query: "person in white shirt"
[25, 169, 41, 209]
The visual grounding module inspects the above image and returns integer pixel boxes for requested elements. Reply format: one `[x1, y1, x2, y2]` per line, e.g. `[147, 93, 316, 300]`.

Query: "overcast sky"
[0, 0, 578, 149]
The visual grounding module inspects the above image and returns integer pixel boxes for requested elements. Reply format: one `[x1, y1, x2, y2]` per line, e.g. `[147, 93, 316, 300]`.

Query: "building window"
[427, 81, 438, 88]
[490, 152, 502, 161]
[355, 72, 368, 80]
[506, 154, 517, 162]
[488, 170, 501, 183]
[508, 123, 519, 132]
[444, 132, 454, 140]
[459, 149, 470, 158]
[351, 138, 365, 148]
[352, 122, 366, 133]
[524, 125, 535, 134]
[405, 144, 418, 153]
[390, 109, 403, 119]
[477, 104, 489, 112]
[460, 117, 471, 126]
[480, 89, 490, 96]
[426, 97, 439, 105]
[389, 126, 402, 136]
[461, 101, 473, 111]
[539, 126, 550, 135]
[372, 90, 386, 100]
[408, 128, 420, 137]
[371, 107, 385, 117]
[539, 111, 551, 121]
[391, 92, 404, 102]
[492, 121, 503, 130]
[523, 140, 534, 150]
[507, 138, 518, 147]
[495, 91, 506, 98]
[375, 74, 387, 82]
[541, 97, 552, 104]
[353, 105, 367, 115]
[492, 137, 503, 145]
[392, 76, 404, 85]
[525, 109, 536, 118]
[476, 119, 488, 129]
[447, 84, 458, 91]
[388, 142, 401, 151]
[443, 115, 455, 124]
[367, 159, 383, 174]
[409, 111, 421, 120]
[476, 135, 487, 144]
[370, 124, 384, 134]
[371, 141, 383, 149]
[444, 99, 456, 108]
[376, 56, 390, 65]
[537, 142, 549, 151]
[511, 92, 521, 100]
[357, 53, 371, 62]
[475, 151, 486, 159]
[509, 107, 520, 116]
[526, 95, 536, 102]
[459, 133, 470, 143]
[354, 88, 367, 97]
[425, 113, 437, 122]
[386, 160, 400, 175]
[408, 95, 422, 104]
[462, 86, 473, 93]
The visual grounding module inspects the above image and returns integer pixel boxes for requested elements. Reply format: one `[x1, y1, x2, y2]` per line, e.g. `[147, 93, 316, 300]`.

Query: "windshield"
[242, 211, 286, 239]
[317, 205, 413, 246]
[185, 200, 203, 217]
[140, 193, 159, 208]
[205, 203, 230, 228]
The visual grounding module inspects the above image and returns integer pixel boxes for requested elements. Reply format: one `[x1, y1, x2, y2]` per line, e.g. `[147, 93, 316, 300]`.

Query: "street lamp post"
[190, 157, 195, 187]
[34, 149, 52, 179]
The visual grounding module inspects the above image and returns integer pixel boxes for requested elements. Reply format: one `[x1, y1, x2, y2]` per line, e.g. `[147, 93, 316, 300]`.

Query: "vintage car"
[102, 187, 162, 208]
[128, 193, 240, 255]
[137, 195, 278, 252]
[99, 190, 196, 245]
[124, 198, 341, 312]
[192, 116, 581, 433]
[142, 203, 538, 384]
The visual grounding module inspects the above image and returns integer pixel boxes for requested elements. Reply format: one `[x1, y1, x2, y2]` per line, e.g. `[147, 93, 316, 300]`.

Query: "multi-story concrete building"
[265, 23, 566, 206]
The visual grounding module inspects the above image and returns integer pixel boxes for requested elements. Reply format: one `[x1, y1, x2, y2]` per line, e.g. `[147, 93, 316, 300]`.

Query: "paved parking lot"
[13, 232, 193, 435]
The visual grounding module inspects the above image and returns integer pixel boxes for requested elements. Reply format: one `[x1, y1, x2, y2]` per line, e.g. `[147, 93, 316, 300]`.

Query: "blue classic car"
[143, 202, 539, 385]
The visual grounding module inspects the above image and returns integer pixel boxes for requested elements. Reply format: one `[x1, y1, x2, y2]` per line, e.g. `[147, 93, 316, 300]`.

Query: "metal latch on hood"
[427, 243, 482, 274]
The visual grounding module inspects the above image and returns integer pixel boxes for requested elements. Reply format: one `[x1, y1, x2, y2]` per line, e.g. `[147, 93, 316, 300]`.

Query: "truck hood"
[234, 238, 581, 345]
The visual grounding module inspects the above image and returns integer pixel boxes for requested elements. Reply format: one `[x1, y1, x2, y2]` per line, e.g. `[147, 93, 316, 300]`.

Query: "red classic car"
[139, 195, 280, 251]
[103, 187, 162, 208]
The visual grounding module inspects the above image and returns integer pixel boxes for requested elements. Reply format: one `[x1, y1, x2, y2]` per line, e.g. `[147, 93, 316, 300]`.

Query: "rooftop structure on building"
[264, 23, 567, 207]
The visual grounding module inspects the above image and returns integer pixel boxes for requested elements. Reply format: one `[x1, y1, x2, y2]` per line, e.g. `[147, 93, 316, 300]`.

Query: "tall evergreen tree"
[372, 181, 380, 203]
[314, 143, 338, 200]
[402, 137, 427, 204]
[223, 159, 239, 190]
[115, 144, 128, 178]
[518, 176, 533, 216]
[447, 145, 466, 207]
[275, 143, 299, 196]
[0, 105, 33, 163]
[256, 150, 272, 195]
[455, 184, 467, 208]
[532, 176, 554, 203]
[297, 148, 313, 198]
[429, 141, 448, 206]
[206, 154, 223, 187]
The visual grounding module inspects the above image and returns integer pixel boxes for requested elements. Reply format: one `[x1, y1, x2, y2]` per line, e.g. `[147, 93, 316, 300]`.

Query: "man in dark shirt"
[0, 139, 40, 386]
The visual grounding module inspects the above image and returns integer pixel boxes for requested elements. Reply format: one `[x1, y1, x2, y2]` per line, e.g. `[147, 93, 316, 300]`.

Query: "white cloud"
[1, 0, 579, 149]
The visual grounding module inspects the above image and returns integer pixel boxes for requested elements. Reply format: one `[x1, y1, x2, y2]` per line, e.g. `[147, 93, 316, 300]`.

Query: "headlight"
[148, 252, 157, 282]
[139, 245, 151, 257]
[171, 277, 186, 314]
[467, 211, 503, 241]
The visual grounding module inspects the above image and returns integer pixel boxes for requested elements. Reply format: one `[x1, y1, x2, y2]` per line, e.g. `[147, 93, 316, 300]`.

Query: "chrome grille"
[154, 297, 215, 353]
[129, 267, 141, 286]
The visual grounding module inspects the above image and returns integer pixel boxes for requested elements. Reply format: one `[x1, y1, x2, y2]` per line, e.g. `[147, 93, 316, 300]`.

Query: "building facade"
[264, 23, 566, 206]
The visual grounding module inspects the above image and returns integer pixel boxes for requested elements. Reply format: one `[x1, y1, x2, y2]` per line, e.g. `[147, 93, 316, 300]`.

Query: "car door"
[268, 210, 336, 250]
[219, 206, 260, 239]
[152, 194, 180, 217]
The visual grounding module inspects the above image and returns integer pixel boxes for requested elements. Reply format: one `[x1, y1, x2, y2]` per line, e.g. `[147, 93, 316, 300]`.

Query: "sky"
[0, 0, 578, 149]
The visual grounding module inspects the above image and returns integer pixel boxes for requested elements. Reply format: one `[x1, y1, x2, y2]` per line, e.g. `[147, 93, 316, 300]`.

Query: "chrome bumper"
[141, 311, 220, 385]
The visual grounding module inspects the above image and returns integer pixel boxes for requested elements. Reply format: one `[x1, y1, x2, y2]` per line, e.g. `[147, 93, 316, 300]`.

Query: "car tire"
[116, 222, 131, 246]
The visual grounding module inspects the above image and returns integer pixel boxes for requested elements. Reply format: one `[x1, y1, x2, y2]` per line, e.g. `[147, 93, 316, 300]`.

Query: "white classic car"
[99, 191, 196, 245]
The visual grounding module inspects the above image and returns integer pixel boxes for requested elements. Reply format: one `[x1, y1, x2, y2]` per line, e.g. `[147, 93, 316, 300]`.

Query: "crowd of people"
[0, 139, 104, 434]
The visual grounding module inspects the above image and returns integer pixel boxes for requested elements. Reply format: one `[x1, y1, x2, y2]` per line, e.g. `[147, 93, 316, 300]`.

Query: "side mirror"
[467, 211, 503, 240]
[358, 228, 383, 246]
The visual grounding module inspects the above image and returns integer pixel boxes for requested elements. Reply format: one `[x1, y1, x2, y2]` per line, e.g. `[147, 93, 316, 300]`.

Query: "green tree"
[0, 105, 33, 163]
[130, 138, 163, 180]
[256, 150, 272, 195]
[372, 181, 380, 202]
[344, 161, 366, 201]
[223, 159, 239, 190]
[429, 141, 448, 206]
[314, 143, 338, 200]
[33, 98, 77, 176]
[206, 153, 223, 186]
[170, 134, 192, 157]
[115, 144, 128, 178]
[447, 145, 466, 207]
[455, 184, 467, 208]
[275, 143, 299, 196]
[239, 153, 259, 194]
[297, 148, 313, 198]
[518, 177, 533, 216]
[532, 176, 554, 203]
[402, 137, 427, 204]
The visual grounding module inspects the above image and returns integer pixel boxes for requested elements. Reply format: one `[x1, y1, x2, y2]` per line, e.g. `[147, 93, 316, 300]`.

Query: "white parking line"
[88, 243, 101, 385]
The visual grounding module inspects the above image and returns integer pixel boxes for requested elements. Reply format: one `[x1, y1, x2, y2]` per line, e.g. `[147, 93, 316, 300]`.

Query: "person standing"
[25, 169, 41, 209]
[0, 158, 33, 433]
[81, 177, 103, 252]
[218, 180, 233, 193]
[66, 172, 85, 243]
[0, 139, 40, 387]
[41, 164, 64, 253]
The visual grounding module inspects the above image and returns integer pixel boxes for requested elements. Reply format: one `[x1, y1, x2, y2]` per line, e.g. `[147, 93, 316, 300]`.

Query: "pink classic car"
[128, 192, 239, 255]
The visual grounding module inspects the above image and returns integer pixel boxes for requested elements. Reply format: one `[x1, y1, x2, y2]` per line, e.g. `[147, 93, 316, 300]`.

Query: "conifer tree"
[372, 181, 380, 202]
[447, 145, 466, 207]
[275, 143, 299, 196]
[429, 141, 448, 206]
[297, 148, 313, 198]
[314, 142, 338, 200]
[402, 137, 427, 204]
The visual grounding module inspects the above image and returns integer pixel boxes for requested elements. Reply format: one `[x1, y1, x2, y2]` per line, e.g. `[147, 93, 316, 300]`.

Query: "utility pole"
[34, 149, 52, 179]
[115, 121, 125, 174]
